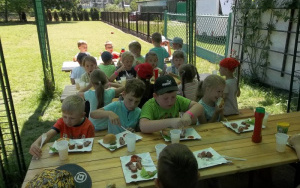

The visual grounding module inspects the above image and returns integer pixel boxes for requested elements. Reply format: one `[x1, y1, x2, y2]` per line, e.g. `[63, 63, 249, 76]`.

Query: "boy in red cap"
[219, 57, 240, 115]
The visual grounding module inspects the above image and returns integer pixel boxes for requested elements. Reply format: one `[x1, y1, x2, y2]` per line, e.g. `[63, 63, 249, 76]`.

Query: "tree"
[6, 0, 32, 21]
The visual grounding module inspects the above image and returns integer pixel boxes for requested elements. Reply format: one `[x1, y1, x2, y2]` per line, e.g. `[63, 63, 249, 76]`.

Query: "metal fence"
[101, 12, 164, 42]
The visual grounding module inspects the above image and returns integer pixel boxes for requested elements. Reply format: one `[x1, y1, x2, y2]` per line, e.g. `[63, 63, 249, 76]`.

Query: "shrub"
[72, 10, 78, 21]
[54, 10, 59, 21]
[66, 11, 71, 21]
[78, 10, 83, 21]
[83, 9, 89, 21]
[46, 9, 52, 22]
[90, 8, 100, 21]
[60, 10, 66, 21]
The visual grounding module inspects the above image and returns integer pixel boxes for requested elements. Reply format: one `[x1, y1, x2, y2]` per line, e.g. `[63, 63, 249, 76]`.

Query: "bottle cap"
[255, 107, 265, 113]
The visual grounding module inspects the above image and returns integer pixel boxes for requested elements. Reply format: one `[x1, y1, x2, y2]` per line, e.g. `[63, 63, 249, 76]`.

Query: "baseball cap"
[26, 164, 92, 188]
[219, 57, 240, 71]
[101, 51, 113, 62]
[154, 75, 178, 95]
[172, 37, 183, 45]
[134, 63, 153, 79]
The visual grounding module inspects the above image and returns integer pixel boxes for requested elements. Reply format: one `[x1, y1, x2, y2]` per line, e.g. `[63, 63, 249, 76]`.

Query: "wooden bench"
[225, 108, 254, 121]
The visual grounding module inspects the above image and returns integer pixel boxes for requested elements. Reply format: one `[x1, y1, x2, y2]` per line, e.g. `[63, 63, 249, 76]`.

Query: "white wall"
[196, 0, 219, 15]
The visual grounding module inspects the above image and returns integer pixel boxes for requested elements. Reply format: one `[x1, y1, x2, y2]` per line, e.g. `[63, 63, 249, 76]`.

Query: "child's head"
[219, 57, 240, 76]
[122, 78, 146, 110]
[145, 51, 158, 68]
[172, 50, 185, 69]
[82, 56, 97, 74]
[156, 143, 199, 188]
[153, 75, 178, 109]
[77, 40, 88, 53]
[172, 37, 183, 50]
[151, 32, 162, 45]
[104, 41, 114, 53]
[101, 51, 113, 64]
[196, 74, 225, 102]
[77, 53, 88, 65]
[178, 64, 200, 98]
[128, 41, 141, 56]
[121, 51, 135, 70]
[134, 63, 153, 80]
[90, 69, 109, 108]
[61, 95, 85, 127]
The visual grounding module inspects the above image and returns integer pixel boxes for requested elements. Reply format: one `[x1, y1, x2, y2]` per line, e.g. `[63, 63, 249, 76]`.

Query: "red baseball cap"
[219, 58, 240, 71]
[134, 63, 153, 79]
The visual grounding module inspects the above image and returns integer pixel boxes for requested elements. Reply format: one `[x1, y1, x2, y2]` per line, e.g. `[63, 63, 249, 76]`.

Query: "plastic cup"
[155, 144, 167, 159]
[56, 140, 69, 160]
[120, 76, 127, 86]
[75, 79, 80, 90]
[125, 133, 136, 152]
[170, 129, 181, 144]
[277, 122, 290, 134]
[275, 133, 289, 152]
[262, 112, 269, 126]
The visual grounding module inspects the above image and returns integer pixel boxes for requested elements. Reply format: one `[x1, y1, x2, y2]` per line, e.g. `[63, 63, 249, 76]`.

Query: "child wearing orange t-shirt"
[29, 95, 95, 159]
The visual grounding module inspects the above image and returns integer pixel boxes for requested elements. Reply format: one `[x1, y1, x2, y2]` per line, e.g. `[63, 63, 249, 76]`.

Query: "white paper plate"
[193, 147, 228, 169]
[161, 128, 201, 142]
[49, 138, 94, 153]
[98, 131, 142, 151]
[120, 152, 157, 183]
[221, 118, 266, 134]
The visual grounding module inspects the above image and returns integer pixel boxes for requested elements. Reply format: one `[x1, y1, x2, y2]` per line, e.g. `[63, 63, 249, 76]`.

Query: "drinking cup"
[275, 133, 289, 152]
[56, 140, 69, 160]
[120, 76, 127, 86]
[262, 112, 269, 126]
[155, 144, 167, 159]
[125, 133, 136, 152]
[75, 79, 80, 90]
[170, 129, 181, 144]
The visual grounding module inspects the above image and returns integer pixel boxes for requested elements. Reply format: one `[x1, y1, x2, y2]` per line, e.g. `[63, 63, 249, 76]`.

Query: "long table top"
[62, 59, 118, 72]
[22, 111, 300, 187]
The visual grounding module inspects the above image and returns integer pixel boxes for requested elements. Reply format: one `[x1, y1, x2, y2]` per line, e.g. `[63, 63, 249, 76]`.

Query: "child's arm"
[79, 83, 92, 92]
[29, 129, 57, 158]
[90, 108, 121, 126]
[167, 72, 180, 80]
[207, 106, 224, 123]
[70, 78, 75, 85]
[165, 41, 171, 56]
[139, 118, 185, 133]
[109, 66, 124, 82]
[114, 86, 125, 98]
[181, 101, 204, 125]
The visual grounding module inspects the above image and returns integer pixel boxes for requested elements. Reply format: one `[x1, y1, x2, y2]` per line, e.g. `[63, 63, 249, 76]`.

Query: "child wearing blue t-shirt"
[149, 32, 170, 71]
[78, 69, 124, 131]
[90, 78, 146, 134]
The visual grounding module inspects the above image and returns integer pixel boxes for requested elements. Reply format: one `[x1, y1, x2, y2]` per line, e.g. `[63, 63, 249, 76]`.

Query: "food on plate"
[123, 133, 127, 138]
[69, 143, 75, 150]
[103, 134, 117, 144]
[238, 126, 244, 133]
[162, 130, 170, 137]
[241, 121, 250, 127]
[119, 137, 125, 145]
[217, 97, 224, 108]
[131, 155, 142, 162]
[77, 142, 83, 149]
[136, 161, 143, 170]
[140, 167, 157, 179]
[126, 161, 137, 173]
[187, 136, 194, 139]
[180, 129, 186, 138]
[57, 138, 70, 142]
[197, 151, 213, 158]
[231, 123, 238, 129]
[131, 174, 137, 179]
[84, 140, 91, 147]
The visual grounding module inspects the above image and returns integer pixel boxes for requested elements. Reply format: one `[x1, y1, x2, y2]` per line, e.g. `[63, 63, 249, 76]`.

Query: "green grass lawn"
[0, 20, 290, 186]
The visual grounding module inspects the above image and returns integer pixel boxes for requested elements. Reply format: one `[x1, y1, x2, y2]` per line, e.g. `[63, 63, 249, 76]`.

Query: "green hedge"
[45, 8, 101, 22]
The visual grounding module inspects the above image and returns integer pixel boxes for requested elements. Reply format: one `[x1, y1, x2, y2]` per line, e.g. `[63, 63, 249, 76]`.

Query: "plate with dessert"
[49, 138, 94, 153]
[161, 128, 201, 141]
[120, 152, 157, 183]
[193, 147, 228, 169]
[98, 132, 142, 151]
[221, 118, 266, 134]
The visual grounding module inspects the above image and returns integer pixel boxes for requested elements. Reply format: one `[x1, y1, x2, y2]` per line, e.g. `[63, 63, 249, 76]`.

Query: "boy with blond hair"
[101, 41, 120, 59]
[73, 40, 90, 61]
[129, 41, 145, 65]
[29, 95, 95, 159]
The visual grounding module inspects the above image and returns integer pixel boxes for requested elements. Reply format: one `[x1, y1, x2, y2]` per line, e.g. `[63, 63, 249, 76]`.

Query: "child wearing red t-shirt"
[29, 95, 95, 159]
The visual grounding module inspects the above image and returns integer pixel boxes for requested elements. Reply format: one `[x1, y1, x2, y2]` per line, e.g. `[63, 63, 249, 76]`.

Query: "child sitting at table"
[129, 41, 145, 65]
[90, 79, 145, 134]
[134, 63, 154, 108]
[100, 41, 119, 59]
[99, 51, 115, 78]
[70, 52, 88, 85]
[171, 37, 187, 64]
[29, 95, 95, 159]
[145, 51, 163, 77]
[155, 143, 199, 188]
[196, 74, 226, 123]
[73, 40, 90, 62]
[109, 51, 136, 82]
[219, 57, 241, 116]
[139, 75, 204, 133]
[78, 69, 124, 131]
[149, 32, 170, 71]
[79, 56, 98, 92]
[178, 64, 200, 101]
[166, 50, 186, 78]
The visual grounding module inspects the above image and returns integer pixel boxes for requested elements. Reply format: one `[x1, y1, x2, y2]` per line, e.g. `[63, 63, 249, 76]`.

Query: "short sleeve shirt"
[198, 99, 220, 122]
[135, 56, 145, 64]
[80, 72, 90, 83]
[140, 95, 191, 120]
[223, 78, 239, 115]
[150, 47, 170, 70]
[52, 118, 95, 139]
[99, 64, 116, 78]
[70, 66, 85, 79]
[84, 89, 116, 130]
[104, 101, 141, 134]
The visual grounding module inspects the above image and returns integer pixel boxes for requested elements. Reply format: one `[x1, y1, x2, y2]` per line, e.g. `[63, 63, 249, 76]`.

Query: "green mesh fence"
[165, 12, 229, 63]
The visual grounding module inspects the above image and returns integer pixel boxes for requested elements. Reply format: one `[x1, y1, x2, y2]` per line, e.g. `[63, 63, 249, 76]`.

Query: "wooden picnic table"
[62, 59, 118, 72]
[22, 111, 300, 187]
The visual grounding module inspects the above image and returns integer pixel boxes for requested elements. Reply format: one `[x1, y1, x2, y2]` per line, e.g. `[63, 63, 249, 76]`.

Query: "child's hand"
[289, 134, 300, 147]
[108, 112, 121, 126]
[29, 143, 42, 159]
[180, 113, 192, 126]
[117, 65, 125, 73]
[169, 118, 189, 129]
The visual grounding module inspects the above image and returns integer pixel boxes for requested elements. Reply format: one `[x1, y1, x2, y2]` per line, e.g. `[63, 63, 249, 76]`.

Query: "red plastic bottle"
[252, 107, 265, 143]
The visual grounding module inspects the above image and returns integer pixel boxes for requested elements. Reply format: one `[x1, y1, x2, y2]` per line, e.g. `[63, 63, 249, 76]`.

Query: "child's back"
[178, 64, 200, 101]
[150, 32, 169, 71]
[129, 41, 145, 64]
[70, 53, 88, 84]
[99, 51, 116, 78]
